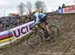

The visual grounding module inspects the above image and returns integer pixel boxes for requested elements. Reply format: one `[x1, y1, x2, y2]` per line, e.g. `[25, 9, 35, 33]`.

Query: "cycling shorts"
[40, 15, 48, 25]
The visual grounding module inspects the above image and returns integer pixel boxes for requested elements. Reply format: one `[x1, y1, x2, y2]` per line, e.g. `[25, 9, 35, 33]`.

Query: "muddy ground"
[0, 14, 75, 55]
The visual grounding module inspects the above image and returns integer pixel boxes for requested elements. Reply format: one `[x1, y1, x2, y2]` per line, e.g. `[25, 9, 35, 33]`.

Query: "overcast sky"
[0, 0, 74, 17]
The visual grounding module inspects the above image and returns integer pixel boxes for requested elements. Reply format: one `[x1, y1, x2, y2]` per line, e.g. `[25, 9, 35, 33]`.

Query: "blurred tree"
[74, 0, 75, 4]
[26, 1, 33, 20]
[27, 1, 32, 14]
[18, 2, 26, 16]
[35, 1, 46, 13]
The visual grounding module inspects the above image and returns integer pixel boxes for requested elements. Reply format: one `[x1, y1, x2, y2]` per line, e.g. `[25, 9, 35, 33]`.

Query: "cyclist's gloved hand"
[30, 26, 34, 30]
[30, 24, 38, 30]
[30, 23, 35, 30]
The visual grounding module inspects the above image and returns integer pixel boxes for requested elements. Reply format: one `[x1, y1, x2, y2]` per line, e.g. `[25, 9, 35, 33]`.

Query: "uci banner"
[0, 21, 34, 47]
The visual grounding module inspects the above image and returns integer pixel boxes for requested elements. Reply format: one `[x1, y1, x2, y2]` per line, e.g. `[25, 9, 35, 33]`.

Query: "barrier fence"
[0, 21, 34, 47]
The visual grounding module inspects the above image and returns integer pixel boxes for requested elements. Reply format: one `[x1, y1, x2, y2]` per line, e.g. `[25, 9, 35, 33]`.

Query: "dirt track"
[0, 14, 75, 55]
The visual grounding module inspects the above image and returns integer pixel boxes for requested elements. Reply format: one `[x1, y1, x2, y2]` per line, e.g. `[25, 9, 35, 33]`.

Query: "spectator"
[0, 15, 30, 32]
[0, 22, 3, 32]
[16, 18, 21, 26]
[20, 16, 26, 24]
[9, 16, 16, 28]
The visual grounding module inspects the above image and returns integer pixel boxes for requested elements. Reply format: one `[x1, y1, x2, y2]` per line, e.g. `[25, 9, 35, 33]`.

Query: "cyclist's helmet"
[32, 10, 41, 14]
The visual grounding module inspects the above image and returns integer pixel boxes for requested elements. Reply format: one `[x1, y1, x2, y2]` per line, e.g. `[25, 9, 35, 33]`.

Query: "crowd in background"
[0, 12, 53, 32]
[0, 15, 31, 32]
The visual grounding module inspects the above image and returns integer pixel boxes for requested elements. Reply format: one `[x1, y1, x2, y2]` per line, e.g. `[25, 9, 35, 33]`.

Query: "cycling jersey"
[33, 12, 46, 25]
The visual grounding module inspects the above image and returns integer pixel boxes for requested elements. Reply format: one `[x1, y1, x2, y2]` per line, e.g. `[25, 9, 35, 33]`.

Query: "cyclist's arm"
[34, 14, 39, 25]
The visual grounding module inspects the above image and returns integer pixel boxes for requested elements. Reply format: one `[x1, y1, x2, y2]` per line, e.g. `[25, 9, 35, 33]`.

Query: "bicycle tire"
[26, 29, 43, 47]
[49, 25, 59, 37]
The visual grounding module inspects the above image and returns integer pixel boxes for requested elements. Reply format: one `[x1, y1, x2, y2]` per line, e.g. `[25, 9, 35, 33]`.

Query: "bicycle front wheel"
[26, 30, 43, 47]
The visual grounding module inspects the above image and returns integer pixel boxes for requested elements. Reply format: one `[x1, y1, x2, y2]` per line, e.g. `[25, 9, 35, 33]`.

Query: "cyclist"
[32, 10, 50, 39]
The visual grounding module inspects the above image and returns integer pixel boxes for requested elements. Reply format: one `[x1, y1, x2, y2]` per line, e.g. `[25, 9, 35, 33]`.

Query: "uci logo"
[12, 23, 33, 38]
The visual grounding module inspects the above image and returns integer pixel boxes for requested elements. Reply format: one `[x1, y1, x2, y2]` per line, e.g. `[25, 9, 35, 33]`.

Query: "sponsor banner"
[0, 21, 34, 47]
[0, 37, 14, 44]
[58, 5, 75, 14]
[64, 5, 75, 13]
[0, 31, 14, 44]
[0, 31, 13, 40]
[10, 21, 34, 39]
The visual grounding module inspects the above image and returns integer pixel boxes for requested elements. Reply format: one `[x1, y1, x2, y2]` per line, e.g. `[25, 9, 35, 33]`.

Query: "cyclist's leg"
[43, 15, 50, 34]
[39, 15, 50, 33]
[45, 23, 50, 33]
[40, 17, 51, 40]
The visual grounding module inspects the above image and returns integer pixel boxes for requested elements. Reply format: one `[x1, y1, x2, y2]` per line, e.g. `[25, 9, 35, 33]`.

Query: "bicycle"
[26, 24, 59, 47]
